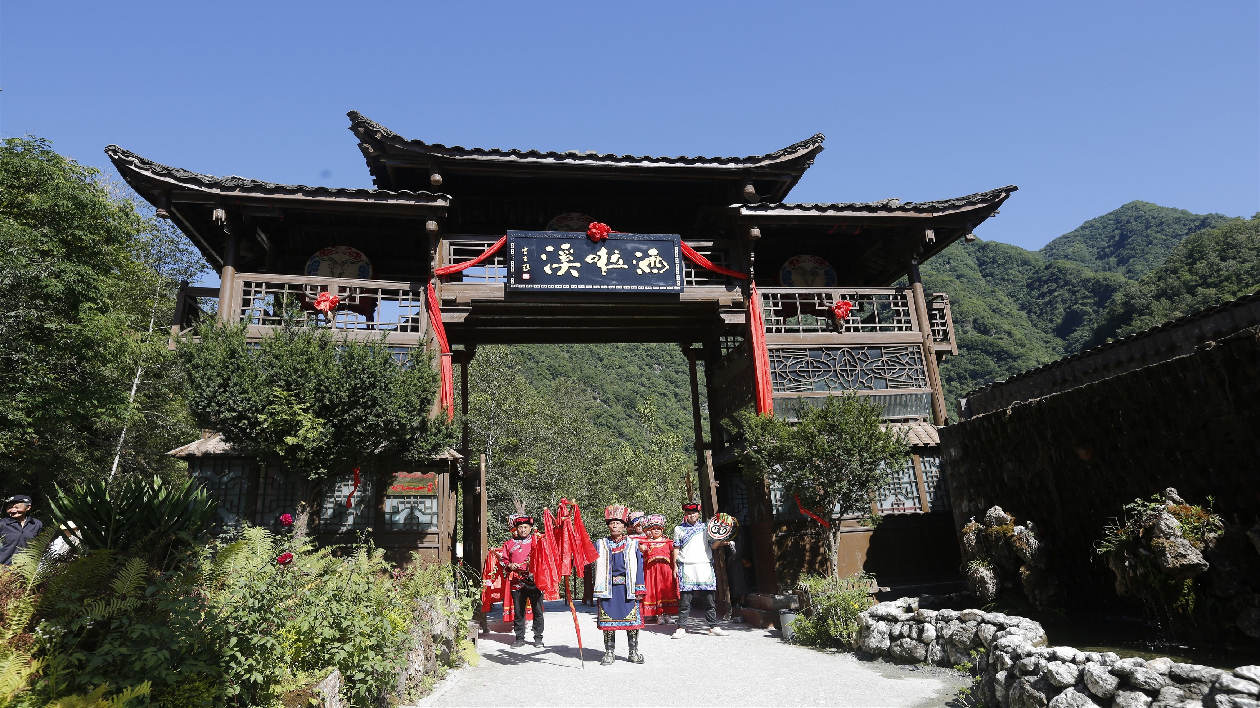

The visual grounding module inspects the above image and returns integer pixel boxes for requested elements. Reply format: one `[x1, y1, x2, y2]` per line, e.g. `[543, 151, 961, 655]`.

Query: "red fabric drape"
[794, 494, 831, 529]
[434, 236, 506, 277]
[424, 233, 776, 420]
[528, 530, 561, 601]
[425, 283, 454, 421]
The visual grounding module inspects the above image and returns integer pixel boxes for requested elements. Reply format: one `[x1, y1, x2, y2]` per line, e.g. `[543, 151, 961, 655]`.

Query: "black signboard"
[506, 231, 683, 293]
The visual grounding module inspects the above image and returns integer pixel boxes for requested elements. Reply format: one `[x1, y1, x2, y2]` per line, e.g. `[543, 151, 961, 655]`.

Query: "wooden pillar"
[912, 453, 930, 513]
[683, 346, 705, 501]
[747, 476, 779, 593]
[462, 454, 486, 580]
[908, 258, 948, 425]
[218, 210, 240, 322]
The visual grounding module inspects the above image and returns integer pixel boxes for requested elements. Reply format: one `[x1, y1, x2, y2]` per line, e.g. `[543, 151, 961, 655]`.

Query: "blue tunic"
[596, 537, 645, 630]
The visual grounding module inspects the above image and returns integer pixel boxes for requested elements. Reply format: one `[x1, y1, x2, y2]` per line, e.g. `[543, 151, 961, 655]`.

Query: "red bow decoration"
[346, 466, 361, 508]
[794, 494, 831, 530]
[586, 222, 612, 243]
[832, 299, 853, 323]
[314, 291, 340, 314]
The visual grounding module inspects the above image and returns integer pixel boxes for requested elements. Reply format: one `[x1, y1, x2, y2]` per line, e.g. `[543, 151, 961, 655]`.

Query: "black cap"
[4, 495, 32, 505]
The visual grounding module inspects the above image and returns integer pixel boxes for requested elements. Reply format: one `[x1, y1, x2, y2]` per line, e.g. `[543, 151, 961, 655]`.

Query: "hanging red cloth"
[528, 529, 561, 601]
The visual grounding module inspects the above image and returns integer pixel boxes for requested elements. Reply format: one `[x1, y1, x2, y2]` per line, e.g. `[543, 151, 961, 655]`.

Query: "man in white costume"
[671, 501, 732, 637]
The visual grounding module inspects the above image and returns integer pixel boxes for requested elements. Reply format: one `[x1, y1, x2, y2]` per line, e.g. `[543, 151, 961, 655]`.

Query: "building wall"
[940, 325, 1260, 608]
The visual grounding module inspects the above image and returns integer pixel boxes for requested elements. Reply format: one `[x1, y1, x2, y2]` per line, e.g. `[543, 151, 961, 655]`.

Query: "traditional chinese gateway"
[110, 113, 1015, 613]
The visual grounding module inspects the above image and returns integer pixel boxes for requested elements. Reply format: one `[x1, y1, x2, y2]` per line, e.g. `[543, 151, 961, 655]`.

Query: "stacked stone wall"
[941, 327, 1260, 608]
[858, 597, 1260, 708]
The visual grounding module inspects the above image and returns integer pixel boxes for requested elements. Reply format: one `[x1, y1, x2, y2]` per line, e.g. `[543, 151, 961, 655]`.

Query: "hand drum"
[707, 512, 738, 541]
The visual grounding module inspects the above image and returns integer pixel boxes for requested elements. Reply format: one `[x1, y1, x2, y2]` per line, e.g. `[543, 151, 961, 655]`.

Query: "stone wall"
[857, 597, 1260, 708]
[940, 326, 1260, 607]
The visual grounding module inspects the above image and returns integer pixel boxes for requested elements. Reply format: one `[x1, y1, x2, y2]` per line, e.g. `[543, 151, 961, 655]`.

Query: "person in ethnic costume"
[498, 513, 560, 648]
[593, 504, 646, 665]
[628, 511, 646, 539]
[638, 514, 679, 624]
[672, 502, 732, 637]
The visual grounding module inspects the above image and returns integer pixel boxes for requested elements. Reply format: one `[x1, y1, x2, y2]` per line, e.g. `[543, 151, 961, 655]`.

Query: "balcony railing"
[217, 273, 430, 347]
[757, 287, 956, 349]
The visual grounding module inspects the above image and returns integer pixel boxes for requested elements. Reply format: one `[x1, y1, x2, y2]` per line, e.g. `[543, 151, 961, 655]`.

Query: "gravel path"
[416, 600, 965, 707]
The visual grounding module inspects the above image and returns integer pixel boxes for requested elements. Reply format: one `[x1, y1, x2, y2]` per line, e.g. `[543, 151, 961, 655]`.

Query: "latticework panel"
[707, 342, 755, 422]
[768, 346, 928, 393]
[876, 458, 923, 514]
[929, 294, 952, 343]
[235, 279, 426, 332]
[383, 496, 440, 531]
[318, 474, 376, 533]
[256, 466, 302, 530]
[189, 458, 250, 531]
[920, 455, 950, 512]
[759, 290, 914, 335]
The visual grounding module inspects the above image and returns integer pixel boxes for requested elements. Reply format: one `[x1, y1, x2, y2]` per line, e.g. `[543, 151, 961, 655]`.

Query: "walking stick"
[568, 571, 584, 668]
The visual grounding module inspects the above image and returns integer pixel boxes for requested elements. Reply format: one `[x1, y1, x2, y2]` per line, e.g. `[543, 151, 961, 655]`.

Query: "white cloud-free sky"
[3, 1, 1256, 250]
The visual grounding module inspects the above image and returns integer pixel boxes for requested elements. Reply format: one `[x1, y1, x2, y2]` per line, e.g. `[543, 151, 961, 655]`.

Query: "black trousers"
[678, 590, 717, 628]
[511, 587, 544, 639]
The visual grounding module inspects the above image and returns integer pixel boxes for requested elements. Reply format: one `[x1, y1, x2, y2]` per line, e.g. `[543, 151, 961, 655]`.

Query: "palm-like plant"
[46, 476, 217, 569]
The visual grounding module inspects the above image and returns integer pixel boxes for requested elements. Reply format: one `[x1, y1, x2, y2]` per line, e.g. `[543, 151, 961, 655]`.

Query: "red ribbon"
[434, 236, 506, 277]
[425, 283, 455, 421]
[346, 466, 361, 508]
[794, 494, 831, 529]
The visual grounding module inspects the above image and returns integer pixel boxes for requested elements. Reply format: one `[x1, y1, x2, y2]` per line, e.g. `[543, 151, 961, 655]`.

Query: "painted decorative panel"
[769, 346, 928, 393]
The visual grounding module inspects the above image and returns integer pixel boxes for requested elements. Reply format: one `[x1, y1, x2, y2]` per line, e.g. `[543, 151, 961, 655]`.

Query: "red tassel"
[794, 494, 831, 529]
[347, 466, 361, 508]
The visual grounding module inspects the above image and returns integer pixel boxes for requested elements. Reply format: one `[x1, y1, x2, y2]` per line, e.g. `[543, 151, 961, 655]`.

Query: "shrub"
[789, 573, 878, 648]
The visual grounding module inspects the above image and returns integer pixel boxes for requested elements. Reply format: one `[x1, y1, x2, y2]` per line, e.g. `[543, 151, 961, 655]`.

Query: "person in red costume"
[638, 514, 680, 624]
[499, 513, 560, 649]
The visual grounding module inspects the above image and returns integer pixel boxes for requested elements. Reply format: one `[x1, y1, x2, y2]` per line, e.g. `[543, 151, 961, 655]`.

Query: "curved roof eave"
[733, 185, 1018, 220]
[347, 111, 825, 171]
[104, 145, 450, 208]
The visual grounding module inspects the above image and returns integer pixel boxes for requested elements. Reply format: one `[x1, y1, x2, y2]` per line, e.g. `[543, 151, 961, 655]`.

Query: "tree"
[177, 320, 452, 525]
[0, 137, 204, 495]
[736, 395, 908, 578]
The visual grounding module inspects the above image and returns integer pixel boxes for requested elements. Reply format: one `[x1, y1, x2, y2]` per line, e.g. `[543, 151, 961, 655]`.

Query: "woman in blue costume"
[593, 504, 646, 665]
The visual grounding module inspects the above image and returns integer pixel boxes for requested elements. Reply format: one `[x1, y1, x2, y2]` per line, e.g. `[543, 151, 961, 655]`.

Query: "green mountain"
[923, 202, 1250, 417]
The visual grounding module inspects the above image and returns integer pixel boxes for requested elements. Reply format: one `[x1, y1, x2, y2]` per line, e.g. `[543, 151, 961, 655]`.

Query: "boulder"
[914, 609, 938, 622]
[1164, 488, 1186, 505]
[1112, 690, 1154, 708]
[889, 637, 927, 662]
[1048, 687, 1101, 708]
[994, 634, 1034, 657]
[1046, 661, 1082, 688]
[1147, 658, 1173, 675]
[1218, 696, 1260, 708]
[1154, 685, 1186, 705]
[926, 639, 946, 666]
[1127, 668, 1168, 692]
[857, 620, 891, 654]
[1009, 676, 1053, 708]
[978, 623, 998, 648]
[963, 521, 983, 560]
[1083, 663, 1120, 699]
[1013, 525, 1047, 568]
[1113, 658, 1149, 676]
[1171, 664, 1224, 685]
[1016, 656, 1047, 676]
[1053, 647, 1083, 664]
[1216, 674, 1260, 696]
[1146, 512, 1209, 579]
[986, 506, 1014, 528]
[1236, 667, 1260, 685]
[920, 622, 937, 644]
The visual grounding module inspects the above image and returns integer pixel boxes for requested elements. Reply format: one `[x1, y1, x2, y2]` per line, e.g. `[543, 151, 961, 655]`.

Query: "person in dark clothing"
[0, 495, 43, 565]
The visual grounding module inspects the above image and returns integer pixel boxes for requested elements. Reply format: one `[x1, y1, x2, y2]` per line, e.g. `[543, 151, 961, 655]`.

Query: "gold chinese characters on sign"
[507, 231, 683, 293]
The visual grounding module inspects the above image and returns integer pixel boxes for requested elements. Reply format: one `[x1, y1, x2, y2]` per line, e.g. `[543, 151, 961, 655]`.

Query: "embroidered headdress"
[643, 514, 666, 531]
[510, 515, 534, 527]
[681, 502, 701, 513]
[604, 504, 630, 523]
[628, 510, 646, 525]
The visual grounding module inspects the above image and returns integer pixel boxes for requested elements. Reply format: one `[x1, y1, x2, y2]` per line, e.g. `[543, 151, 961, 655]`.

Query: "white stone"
[979, 623, 998, 648]
[1048, 687, 1101, 708]
[857, 620, 890, 654]
[1083, 663, 1120, 699]
[1046, 661, 1081, 688]
[920, 622, 937, 644]
[1113, 690, 1153, 708]
[1217, 673, 1260, 696]
[914, 609, 938, 622]
[1147, 657, 1173, 675]
[1236, 667, 1260, 685]
[1128, 668, 1168, 692]
[889, 637, 927, 662]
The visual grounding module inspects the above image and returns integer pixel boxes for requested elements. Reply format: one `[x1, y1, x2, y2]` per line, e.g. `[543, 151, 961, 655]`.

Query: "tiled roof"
[348, 111, 825, 169]
[737, 185, 1018, 216]
[884, 421, 941, 447]
[105, 145, 449, 202]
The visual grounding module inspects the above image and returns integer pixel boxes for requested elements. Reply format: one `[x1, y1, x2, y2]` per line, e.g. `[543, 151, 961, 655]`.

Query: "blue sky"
[3, 1, 1256, 252]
